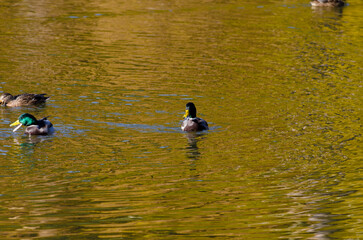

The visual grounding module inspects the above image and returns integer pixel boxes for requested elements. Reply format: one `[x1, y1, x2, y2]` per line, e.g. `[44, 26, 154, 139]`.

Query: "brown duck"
[0, 93, 49, 107]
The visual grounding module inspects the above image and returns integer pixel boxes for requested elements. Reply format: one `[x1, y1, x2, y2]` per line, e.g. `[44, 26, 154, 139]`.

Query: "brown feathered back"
[0, 93, 49, 107]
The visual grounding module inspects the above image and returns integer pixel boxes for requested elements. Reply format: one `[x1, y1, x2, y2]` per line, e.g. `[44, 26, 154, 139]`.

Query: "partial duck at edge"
[311, 0, 345, 7]
[0, 93, 49, 107]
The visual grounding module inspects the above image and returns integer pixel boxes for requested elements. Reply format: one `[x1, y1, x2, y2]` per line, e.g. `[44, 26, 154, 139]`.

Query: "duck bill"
[183, 110, 189, 118]
[10, 119, 20, 127]
[10, 120, 23, 132]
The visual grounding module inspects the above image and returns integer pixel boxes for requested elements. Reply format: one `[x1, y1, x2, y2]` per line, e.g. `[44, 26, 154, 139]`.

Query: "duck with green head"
[181, 102, 209, 132]
[0, 93, 49, 107]
[10, 113, 54, 135]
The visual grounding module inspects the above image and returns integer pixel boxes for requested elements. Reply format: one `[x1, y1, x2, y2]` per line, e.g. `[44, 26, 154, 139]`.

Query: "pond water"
[0, 0, 362, 239]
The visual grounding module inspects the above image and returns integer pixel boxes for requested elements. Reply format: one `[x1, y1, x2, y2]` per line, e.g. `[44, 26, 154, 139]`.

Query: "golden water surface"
[0, 0, 362, 239]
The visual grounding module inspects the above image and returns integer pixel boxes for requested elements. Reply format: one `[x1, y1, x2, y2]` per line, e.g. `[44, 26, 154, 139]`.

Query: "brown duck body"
[24, 118, 54, 135]
[0, 93, 49, 107]
[310, 0, 345, 7]
[181, 117, 209, 132]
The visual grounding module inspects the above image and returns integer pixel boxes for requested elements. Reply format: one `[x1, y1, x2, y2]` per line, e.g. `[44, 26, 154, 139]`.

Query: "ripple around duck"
[84, 118, 180, 133]
[83, 118, 221, 134]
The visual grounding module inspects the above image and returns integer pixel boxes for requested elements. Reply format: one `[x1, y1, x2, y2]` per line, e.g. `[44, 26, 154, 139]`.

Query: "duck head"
[183, 102, 197, 118]
[0, 93, 13, 106]
[10, 113, 38, 132]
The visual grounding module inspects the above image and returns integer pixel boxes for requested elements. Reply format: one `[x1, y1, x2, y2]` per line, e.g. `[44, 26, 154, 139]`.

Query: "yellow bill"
[183, 110, 189, 118]
[10, 120, 20, 126]
[10, 119, 23, 132]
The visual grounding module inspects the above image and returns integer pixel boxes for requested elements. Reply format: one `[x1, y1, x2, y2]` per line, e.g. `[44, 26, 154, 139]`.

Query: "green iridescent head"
[18, 113, 38, 126]
[10, 113, 38, 132]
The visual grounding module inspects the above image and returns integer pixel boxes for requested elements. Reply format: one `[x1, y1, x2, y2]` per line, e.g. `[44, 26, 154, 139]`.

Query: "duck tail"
[39, 93, 50, 99]
[35, 94, 50, 102]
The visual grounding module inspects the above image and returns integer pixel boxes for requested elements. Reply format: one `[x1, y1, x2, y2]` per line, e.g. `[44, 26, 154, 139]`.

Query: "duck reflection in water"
[184, 132, 209, 160]
[185, 132, 201, 160]
[12, 135, 53, 159]
[13, 135, 53, 147]
[183, 132, 209, 182]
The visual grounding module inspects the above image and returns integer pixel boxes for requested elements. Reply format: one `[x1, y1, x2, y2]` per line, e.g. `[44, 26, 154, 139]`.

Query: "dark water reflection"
[0, 0, 362, 239]
[184, 132, 203, 160]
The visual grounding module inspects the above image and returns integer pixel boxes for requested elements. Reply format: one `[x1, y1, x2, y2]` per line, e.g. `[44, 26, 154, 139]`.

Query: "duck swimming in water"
[181, 102, 209, 132]
[0, 93, 49, 107]
[310, 0, 345, 7]
[10, 113, 54, 135]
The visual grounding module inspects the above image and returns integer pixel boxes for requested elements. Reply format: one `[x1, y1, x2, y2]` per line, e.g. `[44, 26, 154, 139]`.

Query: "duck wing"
[14, 93, 49, 106]
[25, 119, 54, 135]
[196, 118, 209, 131]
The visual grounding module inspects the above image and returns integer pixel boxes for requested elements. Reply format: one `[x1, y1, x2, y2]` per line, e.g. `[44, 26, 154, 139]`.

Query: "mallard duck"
[10, 113, 54, 135]
[0, 93, 49, 107]
[181, 102, 209, 132]
[310, 0, 345, 7]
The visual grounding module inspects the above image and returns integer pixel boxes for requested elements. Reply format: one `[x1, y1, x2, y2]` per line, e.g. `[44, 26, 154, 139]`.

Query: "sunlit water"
[0, 0, 362, 239]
